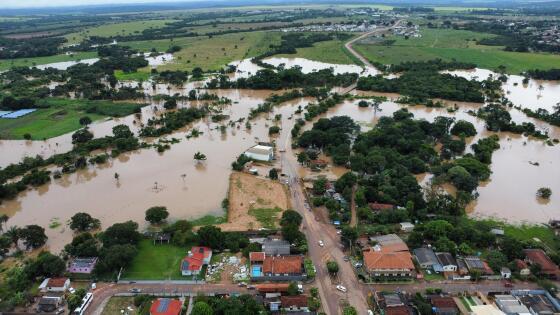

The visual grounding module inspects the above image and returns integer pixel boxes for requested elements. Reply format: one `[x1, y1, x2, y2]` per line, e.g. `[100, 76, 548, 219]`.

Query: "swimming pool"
[251, 265, 262, 277]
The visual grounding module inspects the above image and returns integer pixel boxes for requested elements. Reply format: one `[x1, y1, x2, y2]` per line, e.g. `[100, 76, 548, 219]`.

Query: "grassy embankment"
[353, 28, 560, 74]
[0, 99, 142, 140]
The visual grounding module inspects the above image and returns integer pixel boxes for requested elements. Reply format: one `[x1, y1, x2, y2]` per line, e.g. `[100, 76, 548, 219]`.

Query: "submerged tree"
[194, 152, 207, 162]
[537, 187, 552, 199]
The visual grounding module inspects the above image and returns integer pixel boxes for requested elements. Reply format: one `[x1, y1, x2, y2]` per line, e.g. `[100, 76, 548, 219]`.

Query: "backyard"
[121, 239, 191, 280]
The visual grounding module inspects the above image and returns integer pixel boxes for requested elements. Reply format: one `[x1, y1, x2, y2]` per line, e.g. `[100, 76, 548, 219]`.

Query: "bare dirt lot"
[219, 172, 290, 231]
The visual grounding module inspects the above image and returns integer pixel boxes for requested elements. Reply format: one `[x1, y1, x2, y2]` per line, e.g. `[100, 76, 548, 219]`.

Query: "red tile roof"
[386, 305, 412, 315]
[46, 278, 68, 288]
[364, 249, 414, 271]
[263, 255, 303, 274]
[431, 297, 457, 309]
[250, 252, 265, 262]
[281, 295, 308, 308]
[255, 283, 290, 293]
[150, 298, 182, 315]
[181, 246, 212, 272]
[515, 259, 529, 269]
[524, 249, 560, 275]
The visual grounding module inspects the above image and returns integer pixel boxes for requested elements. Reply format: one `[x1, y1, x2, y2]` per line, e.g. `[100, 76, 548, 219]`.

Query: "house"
[281, 295, 309, 312]
[400, 222, 415, 233]
[363, 245, 416, 281]
[38, 297, 62, 313]
[376, 292, 413, 315]
[515, 259, 531, 276]
[436, 252, 458, 272]
[518, 293, 559, 314]
[244, 145, 274, 162]
[68, 257, 98, 274]
[39, 277, 70, 293]
[501, 267, 512, 279]
[262, 238, 291, 256]
[471, 305, 506, 315]
[369, 202, 395, 212]
[413, 247, 442, 271]
[250, 253, 304, 281]
[523, 249, 560, 279]
[431, 296, 459, 315]
[181, 246, 212, 276]
[464, 256, 486, 273]
[369, 234, 409, 252]
[150, 298, 182, 315]
[494, 295, 531, 315]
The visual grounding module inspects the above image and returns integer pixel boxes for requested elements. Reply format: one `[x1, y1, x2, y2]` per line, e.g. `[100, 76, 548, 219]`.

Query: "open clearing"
[0, 99, 141, 140]
[220, 172, 290, 231]
[101, 297, 140, 315]
[121, 239, 188, 280]
[354, 28, 560, 74]
[124, 31, 279, 71]
[64, 19, 176, 45]
[278, 38, 360, 65]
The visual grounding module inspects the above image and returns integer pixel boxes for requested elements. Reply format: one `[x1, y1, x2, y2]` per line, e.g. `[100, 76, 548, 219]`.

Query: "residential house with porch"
[250, 252, 305, 281]
[181, 246, 212, 276]
[363, 236, 415, 281]
[523, 249, 560, 279]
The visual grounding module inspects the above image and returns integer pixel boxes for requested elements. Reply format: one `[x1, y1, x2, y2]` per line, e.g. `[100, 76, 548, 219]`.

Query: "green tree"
[71, 128, 93, 144]
[297, 151, 309, 165]
[19, 224, 47, 249]
[191, 301, 213, 315]
[197, 225, 225, 250]
[341, 226, 358, 247]
[451, 120, 476, 137]
[268, 126, 280, 135]
[164, 98, 177, 109]
[24, 251, 65, 278]
[537, 187, 552, 199]
[194, 152, 207, 161]
[112, 124, 134, 138]
[67, 288, 87, 312]
[5, 226, 20, 248]
[343, 306, 358, 315]
[64, 233, 99, 257]
[268, 168, 279, 180]
[69, 212, 100, 232]
[287, 282, 299, 296]
[313, 177, 327, 195]
[145, 206, 169, 224]
[98, 244, 138, 272]
[326, 260, 339, 275]
[23, 133, 32, 140]
[79, 116, 92, 126]
[101, 221, 141, 247]
[280, 210, 302, 227]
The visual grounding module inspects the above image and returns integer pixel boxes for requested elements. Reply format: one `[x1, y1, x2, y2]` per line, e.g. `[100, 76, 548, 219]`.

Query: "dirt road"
[344, 20, 404, 68]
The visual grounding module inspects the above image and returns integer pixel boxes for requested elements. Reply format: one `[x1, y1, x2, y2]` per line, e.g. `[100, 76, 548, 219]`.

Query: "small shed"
[400, 222, 415, 233]
[501, 267, 512, 279]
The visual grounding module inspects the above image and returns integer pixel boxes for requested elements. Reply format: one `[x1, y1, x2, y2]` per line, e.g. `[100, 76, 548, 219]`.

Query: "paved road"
[344, 20, 404, 69]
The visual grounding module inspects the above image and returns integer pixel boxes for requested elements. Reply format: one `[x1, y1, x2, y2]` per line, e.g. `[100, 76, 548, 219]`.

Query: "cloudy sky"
[1, 0, 200, 9]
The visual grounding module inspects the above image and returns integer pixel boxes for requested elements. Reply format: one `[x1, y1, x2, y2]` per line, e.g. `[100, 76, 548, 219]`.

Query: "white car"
[318, 240, 324, 247]
[68, 287, 76, 294]
[336, 285, 347, 293]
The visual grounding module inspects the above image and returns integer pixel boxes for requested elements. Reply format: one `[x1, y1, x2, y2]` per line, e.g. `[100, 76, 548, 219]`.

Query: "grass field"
[354, 28, 560, 74]
[480, 219, 558, 251]
[124, 31, 280, 71]
[115, 69, 151, 81]
[64, 19, 176, 45]
[278, 38, 359, 65]
[191, 214, 227, 226]
[0, 99, 141, 140]
[122, 239, 189, 280]
[248, 207, 282, 229]
[0, 51, 97, 71]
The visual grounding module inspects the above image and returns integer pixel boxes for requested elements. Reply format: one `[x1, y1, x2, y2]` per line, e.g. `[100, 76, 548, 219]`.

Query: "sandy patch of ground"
[219, 172, 290, 231]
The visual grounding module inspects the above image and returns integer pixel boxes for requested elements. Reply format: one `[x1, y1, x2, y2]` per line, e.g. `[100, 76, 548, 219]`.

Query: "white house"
[400, 222, 415, 233]
[38, 278, 70, 293]
[244, 145, 274, 162]
[436, 252, 458, 272]
[501, 267, 512, 279]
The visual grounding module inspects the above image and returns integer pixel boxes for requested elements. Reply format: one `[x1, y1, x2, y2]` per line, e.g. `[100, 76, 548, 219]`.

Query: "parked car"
[238, 282, 247, 287]
[247, 285, 255, 290]
[68, 287, 76, 294]
[129, 288, 142, 293]
[336, 285, 347, 293]
[91, 283, 97, 290]
[343, 256, 349, 262]
[504, 281, 514, 288]
[318, 240, 324, 247]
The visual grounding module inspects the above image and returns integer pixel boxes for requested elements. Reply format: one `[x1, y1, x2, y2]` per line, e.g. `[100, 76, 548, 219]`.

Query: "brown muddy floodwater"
[1, 58, 559, 253]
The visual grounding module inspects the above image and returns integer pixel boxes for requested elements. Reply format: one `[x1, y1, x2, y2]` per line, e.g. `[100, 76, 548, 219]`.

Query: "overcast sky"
[1, 0, 200, 9]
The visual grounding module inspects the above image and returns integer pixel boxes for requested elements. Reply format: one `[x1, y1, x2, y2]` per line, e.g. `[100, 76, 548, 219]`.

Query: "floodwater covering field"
[1, 57, 559, 252]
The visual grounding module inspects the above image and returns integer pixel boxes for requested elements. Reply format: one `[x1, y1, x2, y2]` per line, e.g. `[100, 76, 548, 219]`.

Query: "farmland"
[64, 19, 177, 46]
[0, 51, 97, 71]
[354, 28, 560, 74]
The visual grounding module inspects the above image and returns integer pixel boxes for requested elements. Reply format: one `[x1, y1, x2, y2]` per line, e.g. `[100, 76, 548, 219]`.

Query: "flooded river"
[1, 57, 559, 252]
